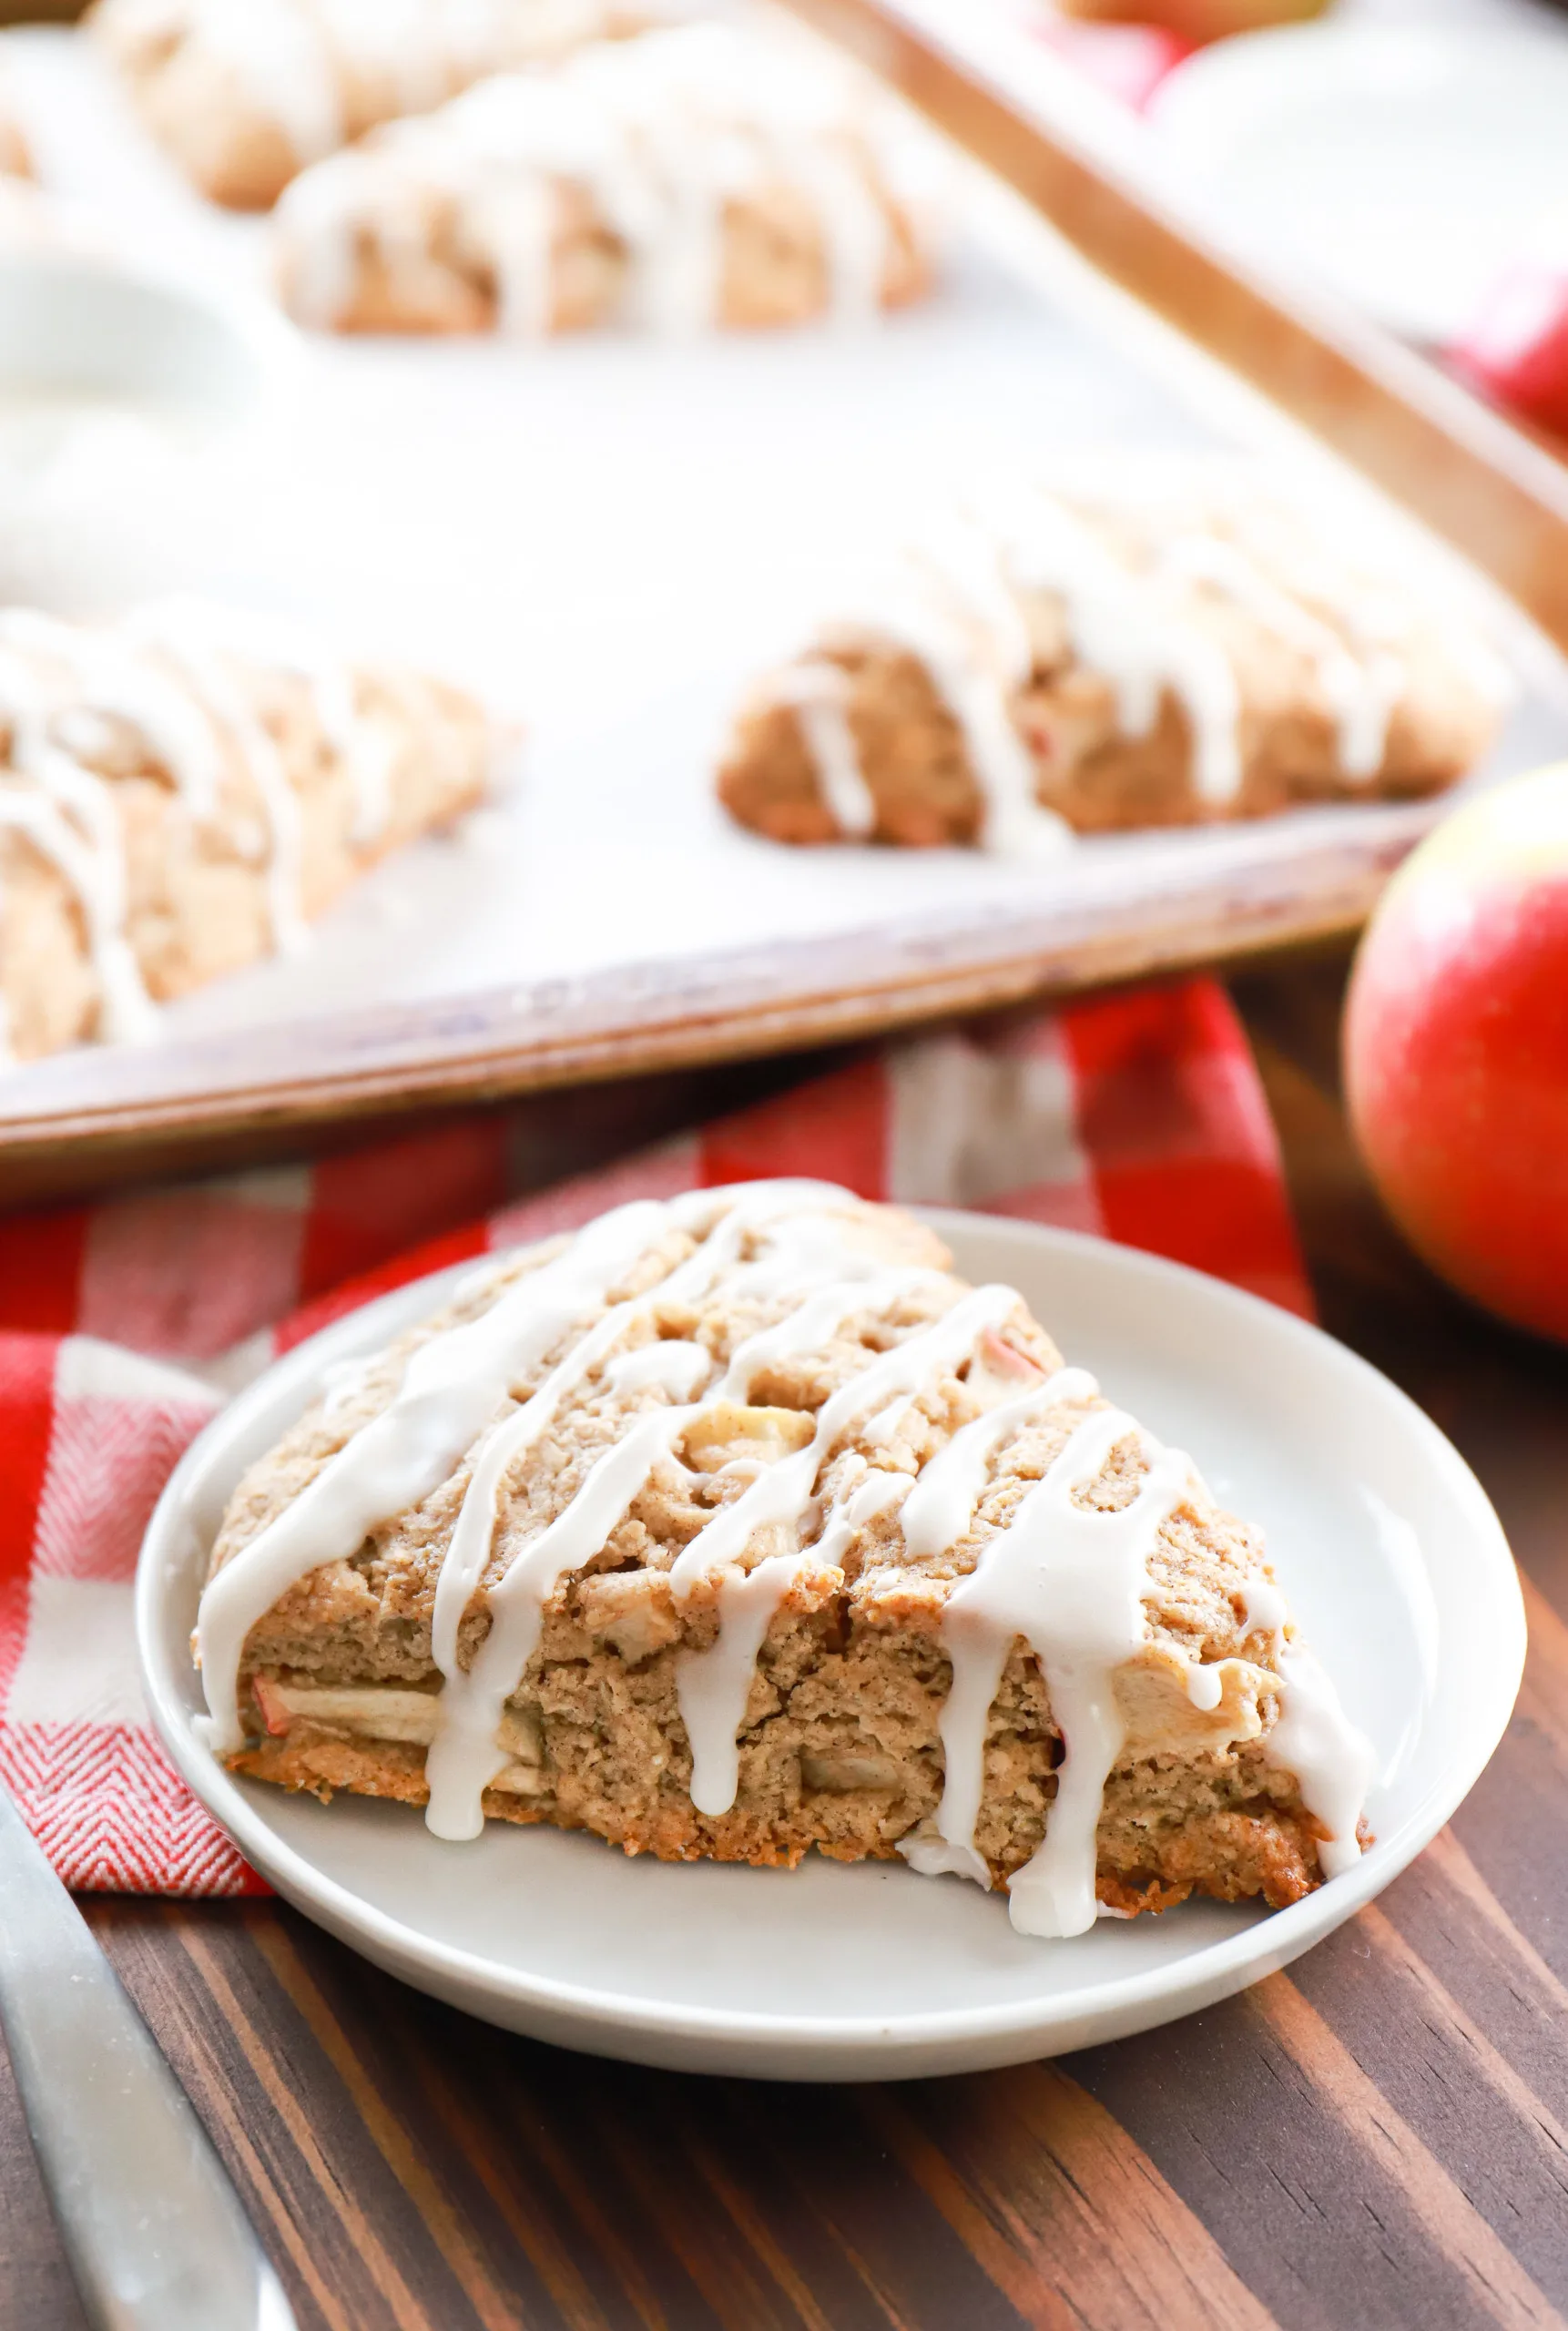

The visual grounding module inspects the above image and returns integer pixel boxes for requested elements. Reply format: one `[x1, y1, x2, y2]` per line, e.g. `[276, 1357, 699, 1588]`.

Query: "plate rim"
[136, 1210, 1526, 2066]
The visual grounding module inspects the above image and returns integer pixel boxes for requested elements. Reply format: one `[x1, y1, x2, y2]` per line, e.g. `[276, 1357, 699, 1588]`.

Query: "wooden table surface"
[4, 953, 1566, 2331]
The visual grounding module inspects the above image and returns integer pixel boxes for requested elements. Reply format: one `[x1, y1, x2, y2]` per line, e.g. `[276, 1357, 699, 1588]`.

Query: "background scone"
[198, 1181, 1370, 1938]
[718, 486, 1512, 850]
[272, 24, 942, 336]
[90, 0, 686, 210]
[0, 45, 34, 178]
[0, 603, 492, 1060]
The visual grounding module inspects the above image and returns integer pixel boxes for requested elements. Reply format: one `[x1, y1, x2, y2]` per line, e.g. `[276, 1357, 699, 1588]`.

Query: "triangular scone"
[717, 484, 1510, 850]
[0, 603, 492, 1060]
[199, 1182, 1369, 1936]
[89, 0, 689, 211]
[270, 25, 940, 336]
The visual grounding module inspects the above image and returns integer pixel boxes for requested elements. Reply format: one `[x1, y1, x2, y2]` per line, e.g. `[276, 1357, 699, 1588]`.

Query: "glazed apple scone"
[89, 0, 696, 211]
[0, 603, 492, 1060]
[718, 486, 1512, 851]
[270, 24, 942, 336]
[198, 1181, 1371, 1935]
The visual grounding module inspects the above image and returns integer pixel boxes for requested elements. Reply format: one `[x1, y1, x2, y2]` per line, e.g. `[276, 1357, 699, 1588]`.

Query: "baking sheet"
[2, 18, 1566, 1105]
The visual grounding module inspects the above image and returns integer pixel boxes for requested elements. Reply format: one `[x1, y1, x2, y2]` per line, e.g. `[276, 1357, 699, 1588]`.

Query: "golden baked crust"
[0, 108, 32, 181]
[270, 25, 941, 335]
[718, 490, 1509, 847]
[202, 1187, 1370, 1929]
[89, 0, 672, 210]
[0, 606, 492, 1059]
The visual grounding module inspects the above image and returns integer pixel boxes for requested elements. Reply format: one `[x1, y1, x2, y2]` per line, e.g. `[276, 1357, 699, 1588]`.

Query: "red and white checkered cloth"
[0, 978, 1308, 1896]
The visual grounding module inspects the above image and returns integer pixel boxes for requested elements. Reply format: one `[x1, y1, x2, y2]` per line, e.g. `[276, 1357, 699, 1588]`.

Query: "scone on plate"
[718, 485, 1512, 851]
[271, 24, 942, 335]
[198, 1181, 1370, 1937]
[89, 0, 691, 210]
[0, 603, 492, 1061]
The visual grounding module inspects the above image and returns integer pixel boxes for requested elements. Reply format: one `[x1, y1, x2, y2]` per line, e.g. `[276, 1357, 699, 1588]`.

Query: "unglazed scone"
[90, 0, 693, 210]
[717, 485, 1512, 851]
[197, 1182, 1371, 1936]
[271, 24, 942, 336]
[0, 603, 492, 1060]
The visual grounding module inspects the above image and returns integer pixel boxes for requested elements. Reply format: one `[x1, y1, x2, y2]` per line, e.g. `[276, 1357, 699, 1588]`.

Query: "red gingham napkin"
[0, 978, 1307, 1896]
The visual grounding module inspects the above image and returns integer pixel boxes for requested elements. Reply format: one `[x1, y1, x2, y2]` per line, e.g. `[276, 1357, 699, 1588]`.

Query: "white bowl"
[137, 1213, 1524, 2081]
[1150, 25, 1568, 343]
[0, 253, 299, 609]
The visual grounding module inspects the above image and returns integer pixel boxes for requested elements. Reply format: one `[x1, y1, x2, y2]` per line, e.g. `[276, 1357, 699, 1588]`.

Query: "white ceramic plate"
[1150, 25, 1568, 343]
[137, 1212, 1523, 2081]
[0, 249, 298, 608]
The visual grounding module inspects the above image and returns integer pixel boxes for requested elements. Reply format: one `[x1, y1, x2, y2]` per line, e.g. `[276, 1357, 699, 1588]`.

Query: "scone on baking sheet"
[271, 23, 942, 336]
[198, 1181, 1371, 1936]
[717, 485, 1513, 852]
[89, 0, 695, 211]
[0, 109, 31, 182]
[0, 46, 35, 179]
[0, 603, 492, 1062]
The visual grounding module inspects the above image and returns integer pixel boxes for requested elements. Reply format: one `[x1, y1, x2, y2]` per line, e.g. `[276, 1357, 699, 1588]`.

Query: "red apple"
[1343, 763, 1568, 1342]
[1451, 268, 1568, 440]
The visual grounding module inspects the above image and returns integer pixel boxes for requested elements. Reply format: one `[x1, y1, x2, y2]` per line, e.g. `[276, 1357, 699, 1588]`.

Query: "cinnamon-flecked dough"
[89, 0, 680, 210]
[0, 607, 492, 1060]
[206, 1187, 1369, 1923]
[717, 492, 1510, 846]
[270, 25, 942, 336]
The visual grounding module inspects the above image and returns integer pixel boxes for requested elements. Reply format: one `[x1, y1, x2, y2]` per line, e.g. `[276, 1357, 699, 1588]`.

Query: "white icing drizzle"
[830, 560, 1071, 859]
[713, 1263, 942, 1400]
[604, 1339, 711, 1399]
[0, 626, 168, 1044]
[1002, 494, 1246, 808]
[1239, 1573, 1372, 1878]
[136, 622, 307, 957]
[130, 600, 395, 851]
[669, 1281, 1018, 1815]
[159, 0, 346, 165]
[275, 25, 916, 338]
[906, 1405, 1196, 1936]
[765, 663, 875, 840]
[0, 781, 158, 1046]
[0, 610, 224, 817]
[900, 1364, 1098, 1559]
[1157, 532, 1396, 782]
[424, 1405, 694, 1836]
[1240, 1575, 1288, 1637]
[1267, 1647, 1374, 1880]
